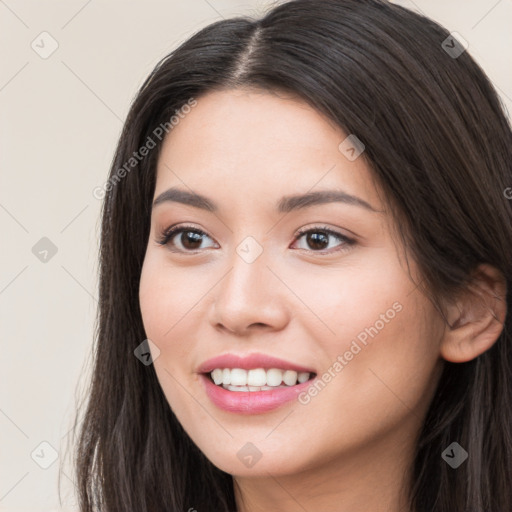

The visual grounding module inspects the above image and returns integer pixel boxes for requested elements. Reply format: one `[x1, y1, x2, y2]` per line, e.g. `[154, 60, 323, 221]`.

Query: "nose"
[209, 243, 290, 336]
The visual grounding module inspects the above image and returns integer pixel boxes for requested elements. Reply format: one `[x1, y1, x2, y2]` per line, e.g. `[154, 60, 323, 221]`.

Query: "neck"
[233, 417, 419, 512]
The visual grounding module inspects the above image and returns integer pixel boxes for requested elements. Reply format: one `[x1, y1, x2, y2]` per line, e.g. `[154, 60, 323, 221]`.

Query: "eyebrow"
[152, 187, 379, 213]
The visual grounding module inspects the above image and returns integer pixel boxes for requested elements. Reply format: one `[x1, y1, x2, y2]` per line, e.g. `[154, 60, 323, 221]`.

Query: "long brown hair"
[66, 1, 512, 510]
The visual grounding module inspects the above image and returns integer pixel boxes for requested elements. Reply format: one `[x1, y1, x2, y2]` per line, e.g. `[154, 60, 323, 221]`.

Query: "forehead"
[154, 88, 383, 213]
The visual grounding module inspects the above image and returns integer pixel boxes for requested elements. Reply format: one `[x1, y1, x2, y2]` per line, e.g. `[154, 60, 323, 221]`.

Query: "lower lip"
[200, 374, 315, 414]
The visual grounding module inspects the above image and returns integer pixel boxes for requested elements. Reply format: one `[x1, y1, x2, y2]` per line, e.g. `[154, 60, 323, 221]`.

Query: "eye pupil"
[307, 232, 329, 250]
[181, 231, 203, 250]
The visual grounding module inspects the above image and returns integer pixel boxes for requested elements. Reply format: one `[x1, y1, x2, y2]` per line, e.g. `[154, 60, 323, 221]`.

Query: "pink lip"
[197, 352, 317, 414]
[196, 352, 315, 374]
[200, 374, 316, 414]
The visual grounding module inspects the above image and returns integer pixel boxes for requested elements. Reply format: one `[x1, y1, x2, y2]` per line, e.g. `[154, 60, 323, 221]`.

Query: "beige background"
[1, 0, 510, 510]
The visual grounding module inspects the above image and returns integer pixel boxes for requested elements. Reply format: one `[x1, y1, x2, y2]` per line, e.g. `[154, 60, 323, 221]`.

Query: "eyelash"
[156, 223, 356, 254]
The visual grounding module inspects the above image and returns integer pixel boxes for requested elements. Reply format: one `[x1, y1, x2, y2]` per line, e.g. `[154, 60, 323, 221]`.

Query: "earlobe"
[440, 263, 507, 363]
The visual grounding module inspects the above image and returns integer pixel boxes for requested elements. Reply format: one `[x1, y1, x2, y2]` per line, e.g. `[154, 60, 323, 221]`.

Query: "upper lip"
[197, 353, 316, 374]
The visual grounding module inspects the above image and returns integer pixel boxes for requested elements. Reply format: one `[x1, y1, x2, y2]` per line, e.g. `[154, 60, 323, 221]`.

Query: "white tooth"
[222, 368, 231, 385]
[211, 369, 223, 385]
[283, 370, 298, 386]
[297, 372, 310, 384]
[230, 368, 247, 386]
[227, 384, 249, 392]
[215, 368, 306, 388]
[247, 368, 267, 387]
[266, 368, 284, 387]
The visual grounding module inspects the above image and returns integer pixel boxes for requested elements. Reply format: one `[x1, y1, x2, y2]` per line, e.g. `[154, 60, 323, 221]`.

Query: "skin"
[138, 88, 507, 512]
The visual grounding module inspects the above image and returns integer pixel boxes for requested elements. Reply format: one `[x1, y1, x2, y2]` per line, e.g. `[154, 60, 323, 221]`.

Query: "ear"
[440, 263, 507, 363]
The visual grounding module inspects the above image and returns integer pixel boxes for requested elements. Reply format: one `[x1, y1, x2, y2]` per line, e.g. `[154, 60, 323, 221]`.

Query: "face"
[139, 88, 445, 478]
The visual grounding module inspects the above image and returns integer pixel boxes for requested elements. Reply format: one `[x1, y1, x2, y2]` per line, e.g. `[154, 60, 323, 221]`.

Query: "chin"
[191, 433, 318, 478]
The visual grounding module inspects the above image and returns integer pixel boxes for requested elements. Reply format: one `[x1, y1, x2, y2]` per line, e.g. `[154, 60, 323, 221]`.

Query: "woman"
[71, 0, 512, 510]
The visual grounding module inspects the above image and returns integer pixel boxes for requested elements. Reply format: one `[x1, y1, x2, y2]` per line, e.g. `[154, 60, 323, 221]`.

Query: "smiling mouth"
[205, 367, 317, 392]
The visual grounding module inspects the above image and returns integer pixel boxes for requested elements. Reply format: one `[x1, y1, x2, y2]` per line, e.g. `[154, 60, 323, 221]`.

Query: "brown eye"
[177, 230, 204, 250]
[292, 227, 355, 253]
[157, 225, 217, 252]
[304, 232, 329, 250]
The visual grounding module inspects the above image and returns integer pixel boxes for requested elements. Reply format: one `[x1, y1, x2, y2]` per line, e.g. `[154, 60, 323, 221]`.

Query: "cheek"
[291, 256, 440, 410]
[139, 253, 202, 340]
[139, 253, 216, 398]
[285, 254, 409, 346]
[139, 260, 167, 340]
[314, 290, 440, 431]
[139, 256, 204, 416]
